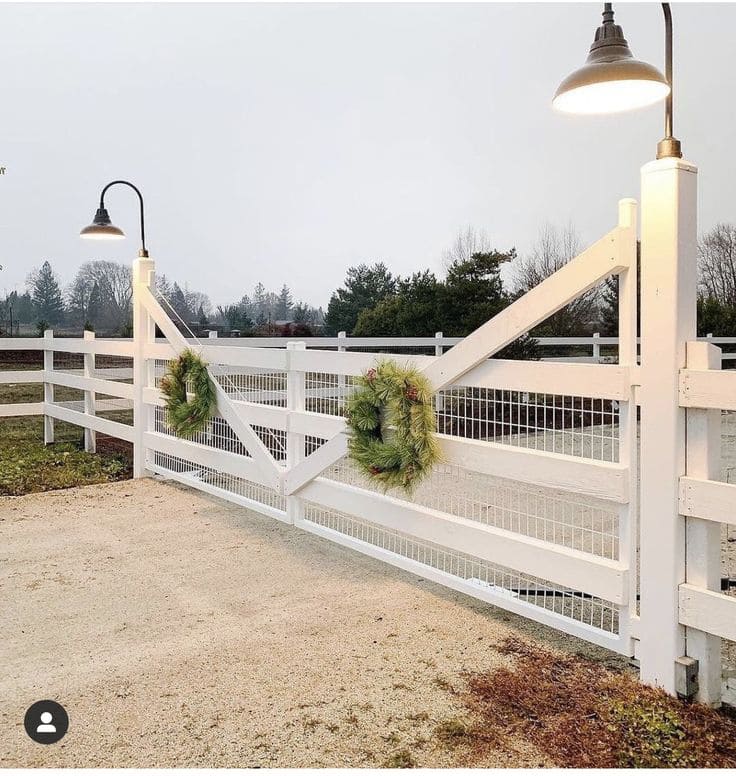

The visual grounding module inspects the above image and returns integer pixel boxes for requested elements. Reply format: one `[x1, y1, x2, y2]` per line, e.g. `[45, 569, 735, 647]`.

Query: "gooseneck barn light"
[80, 180, 148, 257]
[553, 3, 681, 159]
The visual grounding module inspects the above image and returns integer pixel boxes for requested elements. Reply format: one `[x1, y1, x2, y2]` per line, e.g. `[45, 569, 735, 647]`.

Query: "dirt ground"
[0, 477, 627, 768]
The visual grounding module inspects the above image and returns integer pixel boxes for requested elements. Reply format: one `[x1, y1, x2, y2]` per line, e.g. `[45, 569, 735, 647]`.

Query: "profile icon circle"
[24, 700, 68, 744]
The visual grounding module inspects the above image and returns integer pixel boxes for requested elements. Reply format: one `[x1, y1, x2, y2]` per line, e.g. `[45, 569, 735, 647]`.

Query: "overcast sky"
[1, 2, 734, 309]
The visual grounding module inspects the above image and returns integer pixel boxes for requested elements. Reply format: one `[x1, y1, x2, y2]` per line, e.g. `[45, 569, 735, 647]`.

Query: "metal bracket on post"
[675, 655, 699, 700]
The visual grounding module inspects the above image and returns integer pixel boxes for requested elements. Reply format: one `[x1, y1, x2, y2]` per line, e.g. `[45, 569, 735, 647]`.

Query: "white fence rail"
[152, 332, 736, 366]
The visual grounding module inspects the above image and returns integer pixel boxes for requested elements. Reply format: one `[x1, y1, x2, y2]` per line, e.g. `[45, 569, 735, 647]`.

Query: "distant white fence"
[1, 198, 734, 706]
[143, 331, 736, 366]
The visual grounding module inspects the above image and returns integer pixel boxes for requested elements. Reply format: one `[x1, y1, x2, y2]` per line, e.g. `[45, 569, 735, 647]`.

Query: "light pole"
[80, 179, 155, 478]
[554, 5, 720, 703]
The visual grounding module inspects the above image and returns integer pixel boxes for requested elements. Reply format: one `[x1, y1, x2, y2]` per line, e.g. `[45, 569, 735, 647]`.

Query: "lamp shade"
[79, 207, 125, 240]
[553, 5, 670, 115]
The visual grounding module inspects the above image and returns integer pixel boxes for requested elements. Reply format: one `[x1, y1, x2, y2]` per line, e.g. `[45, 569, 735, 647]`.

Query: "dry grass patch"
[383, 748, 417, 768]
[460, 637, 736, 768]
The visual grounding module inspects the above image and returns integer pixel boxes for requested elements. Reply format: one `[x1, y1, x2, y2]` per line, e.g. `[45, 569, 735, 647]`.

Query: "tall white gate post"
[133, 256, 155, 478]
[638, 157, 698, 693]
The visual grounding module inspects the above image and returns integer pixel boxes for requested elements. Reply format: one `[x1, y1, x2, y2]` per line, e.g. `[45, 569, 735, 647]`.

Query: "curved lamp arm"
[658, 3, 682, 159]
[99, 180, 148, 257]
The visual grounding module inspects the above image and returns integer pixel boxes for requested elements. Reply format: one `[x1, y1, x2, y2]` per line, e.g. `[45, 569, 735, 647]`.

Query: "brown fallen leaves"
[460, 638, 736, 768]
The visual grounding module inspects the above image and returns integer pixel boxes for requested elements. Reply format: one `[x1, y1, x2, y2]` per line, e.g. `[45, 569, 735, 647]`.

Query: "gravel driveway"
[1, 478, 622, 767]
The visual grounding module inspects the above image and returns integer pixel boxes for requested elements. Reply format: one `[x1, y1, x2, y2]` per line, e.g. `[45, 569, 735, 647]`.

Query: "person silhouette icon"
[36, 712, 56, 733]
[24, 700, 68, 744]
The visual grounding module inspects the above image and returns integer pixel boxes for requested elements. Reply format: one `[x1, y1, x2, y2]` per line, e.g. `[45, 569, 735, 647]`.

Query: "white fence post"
[685, 340, 722, 704]
[434, 331, 444, 357]
[337, 331, 347, 397]
[83, 330, 96, 453]
[592, 331, 600, 362]
[133, 256, 156, 478]
[434, 332, 445, 412]
[286, 341, 307, 524]
[638, 157, 698, 694]
[43, 329, 54, 445]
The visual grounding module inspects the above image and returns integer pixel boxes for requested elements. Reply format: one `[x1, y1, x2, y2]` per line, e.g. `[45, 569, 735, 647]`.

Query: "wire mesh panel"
[299, 374, 620, 463]
[304, 372, 357, 416]
[324, 456, 620, 560]
[153, 406, 286, 461]
[302, 501, 619, 635]
[151, 451, 286, 514]
[154, 358, 287, 407]
[436, 388, 620, 462]
[305, 435, 328, 457]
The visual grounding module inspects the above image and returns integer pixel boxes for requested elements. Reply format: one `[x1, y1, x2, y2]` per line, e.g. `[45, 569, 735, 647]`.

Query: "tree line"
[0, 260, 324, 337]
[4, 221, 736, 341]
[323, 222, 736, 343]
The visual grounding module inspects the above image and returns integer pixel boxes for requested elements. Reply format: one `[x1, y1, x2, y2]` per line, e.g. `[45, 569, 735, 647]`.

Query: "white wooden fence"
[1, 198, 733, 706]
[140, 332, 736, 366]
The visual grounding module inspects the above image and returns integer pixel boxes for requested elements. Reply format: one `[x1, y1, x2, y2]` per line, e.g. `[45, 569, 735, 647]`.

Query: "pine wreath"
[160, 349, 217, 437]
[345, 360, 441, 492]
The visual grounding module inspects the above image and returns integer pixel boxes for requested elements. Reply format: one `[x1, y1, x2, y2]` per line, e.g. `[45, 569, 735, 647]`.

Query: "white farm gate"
[2, 168, 735, 705]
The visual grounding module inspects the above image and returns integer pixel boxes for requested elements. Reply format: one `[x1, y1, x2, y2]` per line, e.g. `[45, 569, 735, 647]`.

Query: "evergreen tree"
[253, 282, 267, 321]
[354, 271, 442, 336]
[442, 251, 510, 335]
[324, 262, 396, 334]
[27, 261, 65, 324]
[276, 284, 293, 320]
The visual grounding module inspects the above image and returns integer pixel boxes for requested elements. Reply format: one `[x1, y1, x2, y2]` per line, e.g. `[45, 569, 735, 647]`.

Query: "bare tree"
[74, 261, 132, 327]
[442, 226, 492, 270]
[698, 223, 736, 304]
[513, 222, 599, 335]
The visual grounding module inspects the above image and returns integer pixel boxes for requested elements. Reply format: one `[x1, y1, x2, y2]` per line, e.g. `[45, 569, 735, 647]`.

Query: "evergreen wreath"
[160, 349, 217, 437]
[345, 359, 441, 492]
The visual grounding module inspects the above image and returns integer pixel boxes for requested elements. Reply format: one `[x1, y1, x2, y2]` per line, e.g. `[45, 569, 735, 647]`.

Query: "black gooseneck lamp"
[80, 180, 149, 258]
[553, 3, 681, 159]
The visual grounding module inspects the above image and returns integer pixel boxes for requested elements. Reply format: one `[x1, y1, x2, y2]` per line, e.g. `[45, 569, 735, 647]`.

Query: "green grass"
[1, 373, 133, 496]
[0, 415, 132, 496]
